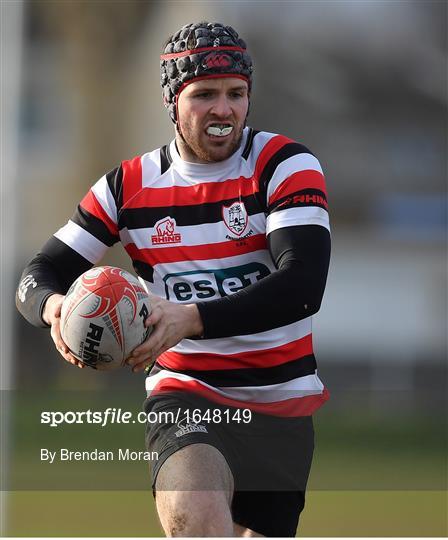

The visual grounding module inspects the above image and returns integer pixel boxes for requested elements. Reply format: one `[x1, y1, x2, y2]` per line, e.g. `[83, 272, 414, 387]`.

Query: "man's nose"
[210, 95, 232, 117]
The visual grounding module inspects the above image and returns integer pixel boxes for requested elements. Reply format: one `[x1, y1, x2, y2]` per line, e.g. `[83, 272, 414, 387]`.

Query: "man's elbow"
[303, 298, 322, 318]
[298, 286, 326, 318]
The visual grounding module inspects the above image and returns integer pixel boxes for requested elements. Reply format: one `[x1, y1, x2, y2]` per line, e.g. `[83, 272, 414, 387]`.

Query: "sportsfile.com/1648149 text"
[40, 407, 252, 428]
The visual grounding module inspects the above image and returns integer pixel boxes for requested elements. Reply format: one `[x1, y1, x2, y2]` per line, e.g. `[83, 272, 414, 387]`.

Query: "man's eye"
[195, 92, 211, 98]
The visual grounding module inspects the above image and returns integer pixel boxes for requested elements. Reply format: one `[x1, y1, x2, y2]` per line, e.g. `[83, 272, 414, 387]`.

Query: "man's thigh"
[155, 442, 234, 493]
[144, 393, 234, 491]
[155, 443, 234, 537]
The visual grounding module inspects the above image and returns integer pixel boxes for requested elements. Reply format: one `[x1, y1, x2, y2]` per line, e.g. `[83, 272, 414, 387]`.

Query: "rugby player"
[16, 22, 331, 537]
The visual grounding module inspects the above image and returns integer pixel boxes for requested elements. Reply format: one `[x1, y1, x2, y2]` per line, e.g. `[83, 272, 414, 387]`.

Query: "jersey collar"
[169, 127, 250, 179]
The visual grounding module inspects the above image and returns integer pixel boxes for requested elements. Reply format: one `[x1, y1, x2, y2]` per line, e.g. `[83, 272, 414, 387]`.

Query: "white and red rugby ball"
[60, 266, 151, 370]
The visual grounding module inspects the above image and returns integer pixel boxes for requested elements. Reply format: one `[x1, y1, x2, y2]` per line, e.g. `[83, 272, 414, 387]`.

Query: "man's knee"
[157, 490, 233, 536]
[156, 443, 233, 493]
[155, 443, 234, 536]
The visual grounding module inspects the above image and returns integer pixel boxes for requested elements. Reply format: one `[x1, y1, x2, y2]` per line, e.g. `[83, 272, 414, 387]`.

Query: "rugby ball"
[60, 266, 151, 370]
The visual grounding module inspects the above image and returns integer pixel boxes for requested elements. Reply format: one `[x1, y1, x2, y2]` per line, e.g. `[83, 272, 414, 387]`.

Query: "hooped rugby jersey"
[54, 127, 330, 416]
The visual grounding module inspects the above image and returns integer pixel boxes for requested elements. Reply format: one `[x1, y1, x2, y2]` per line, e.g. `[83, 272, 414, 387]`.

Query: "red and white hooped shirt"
[54, 127, 330, 416]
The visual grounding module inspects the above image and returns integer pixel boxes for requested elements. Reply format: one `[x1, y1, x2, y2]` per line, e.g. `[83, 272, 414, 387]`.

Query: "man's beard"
[177, 121, 245, 163]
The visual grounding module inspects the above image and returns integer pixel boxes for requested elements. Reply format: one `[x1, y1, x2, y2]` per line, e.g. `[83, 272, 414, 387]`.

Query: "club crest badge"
[222, 201, 248, 237]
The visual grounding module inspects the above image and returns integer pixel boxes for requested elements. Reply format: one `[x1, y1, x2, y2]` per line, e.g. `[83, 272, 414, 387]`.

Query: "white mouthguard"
[207, 125, 233, 137]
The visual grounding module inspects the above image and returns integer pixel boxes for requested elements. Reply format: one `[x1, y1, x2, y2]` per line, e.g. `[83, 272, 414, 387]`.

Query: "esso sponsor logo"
[163, 263, 270, 302]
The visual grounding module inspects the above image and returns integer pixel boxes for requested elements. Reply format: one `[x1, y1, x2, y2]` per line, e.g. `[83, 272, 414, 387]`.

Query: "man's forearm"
[16, 256, 66, 328]
[16, 237, 93, 328]
[184, 303, 204, 338]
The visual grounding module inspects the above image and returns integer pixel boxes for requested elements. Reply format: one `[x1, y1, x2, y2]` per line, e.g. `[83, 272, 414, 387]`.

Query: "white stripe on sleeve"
[90, 175, 118, 224]
[266, 207, 330, 235]
[54, 220, 109, 263]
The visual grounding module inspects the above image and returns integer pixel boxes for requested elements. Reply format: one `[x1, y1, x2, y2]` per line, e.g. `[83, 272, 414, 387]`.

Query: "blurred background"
[1, 0, 446, 537]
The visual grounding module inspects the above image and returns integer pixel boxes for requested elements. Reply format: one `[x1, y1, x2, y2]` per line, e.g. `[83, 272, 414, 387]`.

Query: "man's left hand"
[126, 295, 204, 373]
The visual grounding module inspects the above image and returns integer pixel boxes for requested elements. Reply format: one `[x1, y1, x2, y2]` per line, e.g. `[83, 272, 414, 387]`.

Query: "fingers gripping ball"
[60, 266, 152, 370]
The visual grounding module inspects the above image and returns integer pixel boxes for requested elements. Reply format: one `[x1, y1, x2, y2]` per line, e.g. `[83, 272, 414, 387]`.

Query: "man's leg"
[155, 443, 234, 537]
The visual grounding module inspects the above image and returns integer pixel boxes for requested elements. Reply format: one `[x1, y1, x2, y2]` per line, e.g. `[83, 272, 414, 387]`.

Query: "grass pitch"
[5, 490, 447, 536]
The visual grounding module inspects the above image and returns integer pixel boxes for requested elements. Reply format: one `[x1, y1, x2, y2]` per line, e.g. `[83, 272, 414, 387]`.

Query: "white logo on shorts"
[174, 414, 208, 438]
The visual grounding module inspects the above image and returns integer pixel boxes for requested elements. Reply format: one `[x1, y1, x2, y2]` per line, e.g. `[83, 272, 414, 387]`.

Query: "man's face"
[176, 78, 249, 164]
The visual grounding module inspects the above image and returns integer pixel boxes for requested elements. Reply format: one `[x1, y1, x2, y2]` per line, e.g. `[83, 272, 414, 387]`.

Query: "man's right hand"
[43, 293, 85, 369]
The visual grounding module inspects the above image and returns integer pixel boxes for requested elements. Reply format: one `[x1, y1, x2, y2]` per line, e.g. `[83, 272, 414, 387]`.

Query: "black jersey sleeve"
[196, 225, 330, 339]
[15, 236, 93, 328]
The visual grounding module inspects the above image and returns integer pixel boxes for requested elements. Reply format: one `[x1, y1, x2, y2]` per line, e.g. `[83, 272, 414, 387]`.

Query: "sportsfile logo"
[151, 217, 182, 245]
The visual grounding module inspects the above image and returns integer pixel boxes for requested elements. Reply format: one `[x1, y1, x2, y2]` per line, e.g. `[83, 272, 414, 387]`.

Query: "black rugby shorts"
[144, 391, 314, 537]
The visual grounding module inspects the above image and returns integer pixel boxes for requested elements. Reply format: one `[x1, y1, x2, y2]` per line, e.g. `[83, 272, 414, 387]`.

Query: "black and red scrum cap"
[160, 22, 253, 122]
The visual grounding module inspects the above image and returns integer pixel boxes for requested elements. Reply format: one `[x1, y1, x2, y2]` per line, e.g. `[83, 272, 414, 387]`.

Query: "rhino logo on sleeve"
[151, 217, 182, 245]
